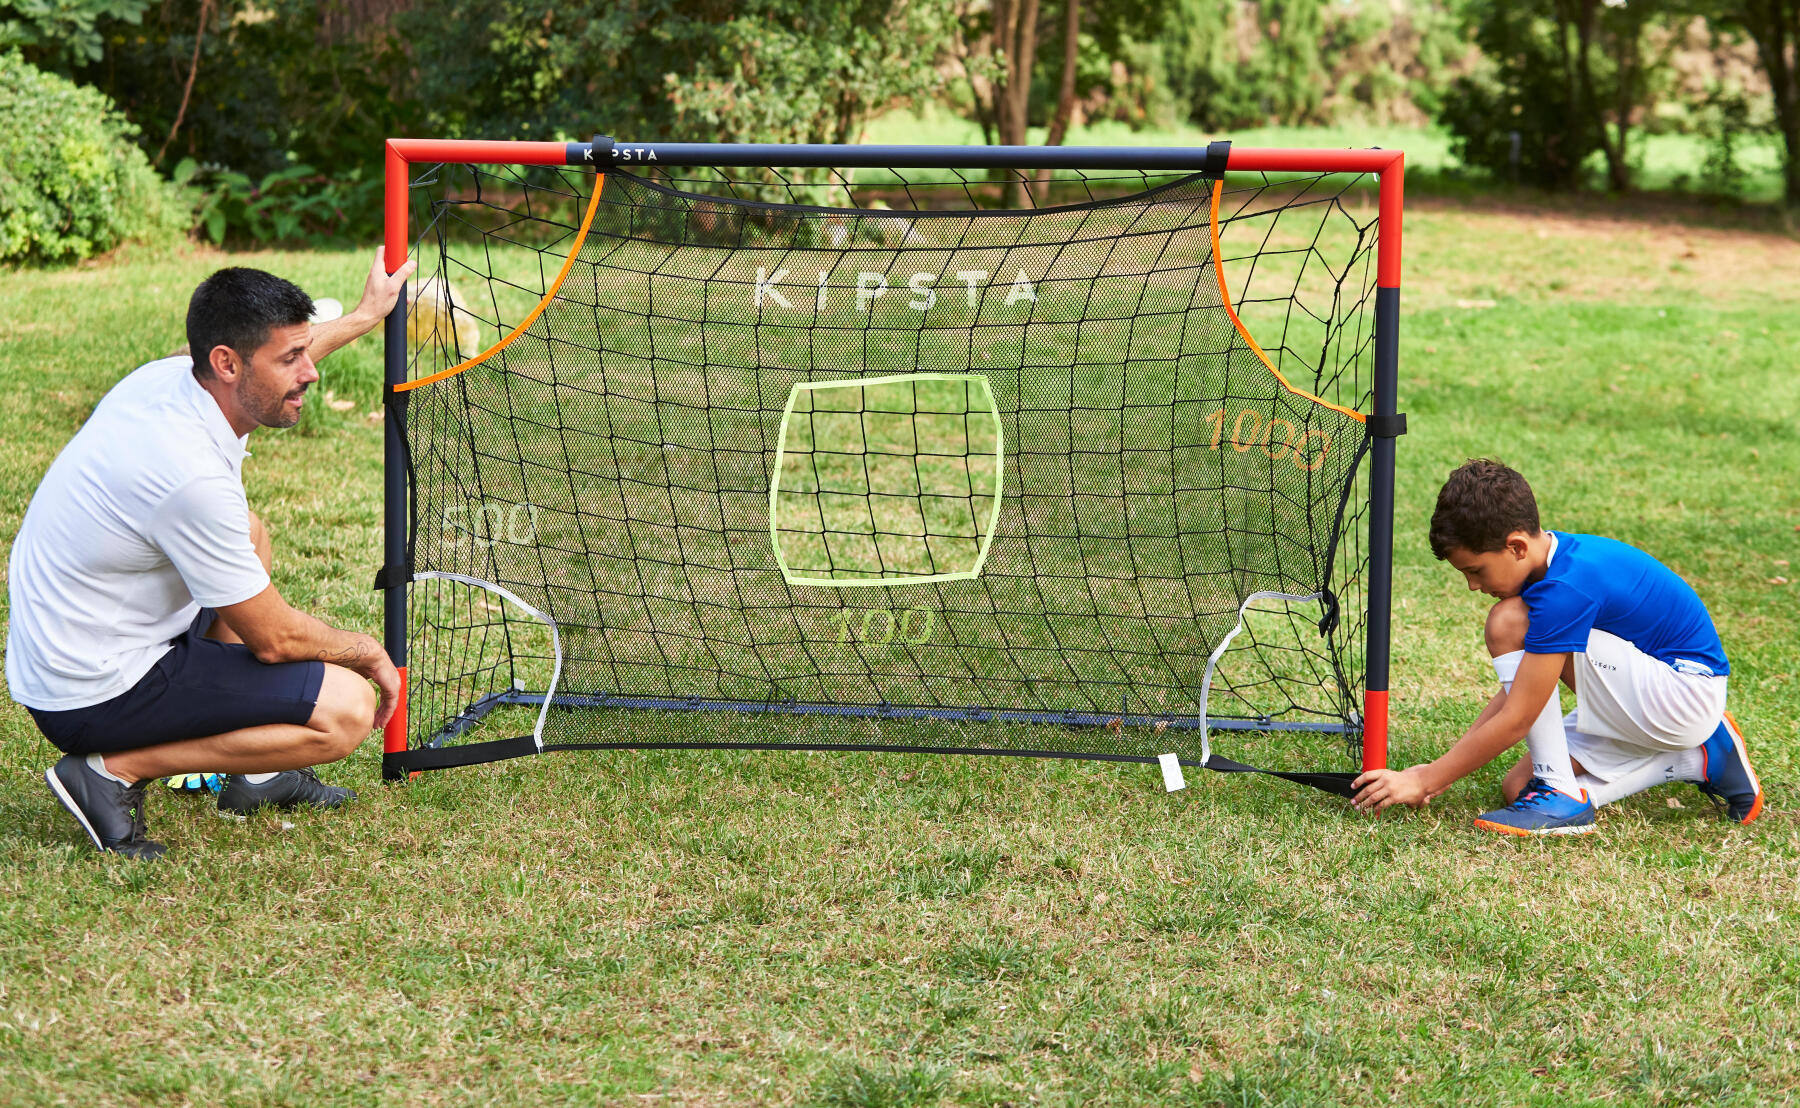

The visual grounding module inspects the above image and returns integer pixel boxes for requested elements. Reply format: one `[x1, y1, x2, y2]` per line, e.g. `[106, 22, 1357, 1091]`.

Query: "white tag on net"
[1158, 752, 1187, 793]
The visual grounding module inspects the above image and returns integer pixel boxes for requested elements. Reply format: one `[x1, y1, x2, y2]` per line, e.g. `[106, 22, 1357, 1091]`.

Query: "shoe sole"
[44, 766, 106, 853]
[217, 795, 355, 816]
[1472, 816, 1598, 837]
[1711, 711, 1764, 825]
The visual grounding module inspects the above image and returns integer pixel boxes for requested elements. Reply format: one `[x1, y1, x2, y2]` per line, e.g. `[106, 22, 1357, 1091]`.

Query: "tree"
[1566, 0, 1671, 193]
[948, 0, 1165, 203]
[0, 0, 147, 71]
[1438, 0, 1674, 191]
[405, 0, 954, 147]
[1712, 0, 1800, 205]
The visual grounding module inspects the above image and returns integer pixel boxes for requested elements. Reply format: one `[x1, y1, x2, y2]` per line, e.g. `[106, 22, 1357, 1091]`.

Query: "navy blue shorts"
[27, 609, 325, 756]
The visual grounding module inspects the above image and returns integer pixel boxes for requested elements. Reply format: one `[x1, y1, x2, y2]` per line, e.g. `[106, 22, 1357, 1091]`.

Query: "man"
[7, 250, 418, 859]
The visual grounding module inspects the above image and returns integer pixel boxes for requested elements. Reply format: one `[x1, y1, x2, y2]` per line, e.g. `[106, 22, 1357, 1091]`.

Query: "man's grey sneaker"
[44, 755, 167, 861]
[217, 767, 357, 815]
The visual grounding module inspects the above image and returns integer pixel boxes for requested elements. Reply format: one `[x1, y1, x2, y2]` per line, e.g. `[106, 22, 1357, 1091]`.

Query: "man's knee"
[1484, 596, 1530, 657]
[308, 664, 376, 759]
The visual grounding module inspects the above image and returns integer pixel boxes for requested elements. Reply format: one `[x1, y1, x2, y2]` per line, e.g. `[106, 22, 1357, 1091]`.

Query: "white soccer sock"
[87, 753, 132, 786]
[1492, 650, 1580, 797]
[1579, 748, 1703, 809]
[242, 772, 279, 785]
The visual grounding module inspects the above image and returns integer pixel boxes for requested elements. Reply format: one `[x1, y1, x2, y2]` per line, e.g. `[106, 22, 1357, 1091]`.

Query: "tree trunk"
[1611, 22, 1636, 192]
[1043, 0, 1080, 147]
[989, 0, 1041, 205]
[1745, 0, 1800, 207]
[991, 0, 1041, 148]
[1570, 0, 1629, 192]
[1033, 0, 1081, 197]
[951, 1, 998, 146]
[1549, 0, 1583, 189]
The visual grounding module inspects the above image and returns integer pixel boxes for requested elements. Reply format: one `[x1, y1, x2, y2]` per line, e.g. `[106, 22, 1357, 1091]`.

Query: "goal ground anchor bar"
[421, 688, 1357, 748]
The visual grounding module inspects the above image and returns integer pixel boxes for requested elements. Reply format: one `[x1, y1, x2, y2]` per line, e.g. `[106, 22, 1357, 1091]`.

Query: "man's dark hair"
[1428, 459, 1541, 559]
[185, 268, 313, 381]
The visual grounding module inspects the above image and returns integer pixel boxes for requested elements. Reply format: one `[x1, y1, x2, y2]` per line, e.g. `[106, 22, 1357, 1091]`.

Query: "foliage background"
[2, 0, 1796, 259]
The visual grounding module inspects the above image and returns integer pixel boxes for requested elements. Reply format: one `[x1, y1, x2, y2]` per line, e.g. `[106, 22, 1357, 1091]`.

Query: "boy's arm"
[1352, 651, 1566, 813]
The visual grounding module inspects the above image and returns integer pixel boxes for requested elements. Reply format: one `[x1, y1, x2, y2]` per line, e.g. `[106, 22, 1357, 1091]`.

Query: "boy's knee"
[1484, 597, 1530, 657]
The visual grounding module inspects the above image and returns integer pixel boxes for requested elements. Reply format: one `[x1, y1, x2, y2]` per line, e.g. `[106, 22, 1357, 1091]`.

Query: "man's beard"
[245, 369, 306, 429]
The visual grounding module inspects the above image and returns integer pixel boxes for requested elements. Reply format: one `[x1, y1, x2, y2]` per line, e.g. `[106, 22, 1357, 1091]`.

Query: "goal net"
[378, 139, 1402, 788]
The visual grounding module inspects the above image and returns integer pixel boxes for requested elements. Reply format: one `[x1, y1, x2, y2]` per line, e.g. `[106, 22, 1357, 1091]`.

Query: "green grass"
[2, 183, 1799, 1106]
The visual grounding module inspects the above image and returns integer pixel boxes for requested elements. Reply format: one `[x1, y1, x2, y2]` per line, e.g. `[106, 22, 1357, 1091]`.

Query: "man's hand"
[220, 585, 401, 733]
[318, 630, 402, 731]
[308, 247, 419, 362]
[368, 646, 401, 731]
[1351, 765, 1439, 814]
[350, 246, 417, 324]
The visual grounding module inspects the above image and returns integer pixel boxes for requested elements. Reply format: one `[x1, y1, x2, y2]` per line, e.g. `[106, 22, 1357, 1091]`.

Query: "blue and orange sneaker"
[1697, 712, 1763, 824]
[1473, 777, 1597, 836]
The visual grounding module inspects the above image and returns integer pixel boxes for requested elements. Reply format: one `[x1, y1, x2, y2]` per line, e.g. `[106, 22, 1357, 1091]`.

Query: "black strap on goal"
[1204, 140, 1231, 176]
[1200, 754, 1364, 799]
[384, 735, 540, 775]
[1366, 412, 1407, 438]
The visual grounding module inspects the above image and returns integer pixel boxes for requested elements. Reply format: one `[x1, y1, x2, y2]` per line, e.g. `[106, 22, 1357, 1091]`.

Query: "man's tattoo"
[320, 638, 374, 668]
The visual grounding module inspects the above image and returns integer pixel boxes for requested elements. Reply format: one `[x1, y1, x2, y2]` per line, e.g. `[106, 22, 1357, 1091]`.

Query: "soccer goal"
[375, 137, 1404, 793]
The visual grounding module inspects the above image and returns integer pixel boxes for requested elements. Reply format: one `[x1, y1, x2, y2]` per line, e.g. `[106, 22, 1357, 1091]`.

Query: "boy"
[1352, 459, 1762, 835]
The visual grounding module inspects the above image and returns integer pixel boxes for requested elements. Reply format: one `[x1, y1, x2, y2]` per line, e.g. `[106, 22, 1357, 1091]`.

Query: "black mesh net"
[394, 157, 1378, 772]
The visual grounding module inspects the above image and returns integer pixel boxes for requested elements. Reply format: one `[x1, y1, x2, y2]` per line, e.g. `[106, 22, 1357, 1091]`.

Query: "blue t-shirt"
[1521, 531, 1728, 676]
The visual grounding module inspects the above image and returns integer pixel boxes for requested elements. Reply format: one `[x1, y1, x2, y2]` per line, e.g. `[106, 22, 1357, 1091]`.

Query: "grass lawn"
[2, 165, 1799, 1105]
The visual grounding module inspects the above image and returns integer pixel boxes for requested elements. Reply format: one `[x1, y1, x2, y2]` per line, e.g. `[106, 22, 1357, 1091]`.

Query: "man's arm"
[1352, 651, 1566, 813]
[217, 582, 401, 730]
[307, 247, 418, 362]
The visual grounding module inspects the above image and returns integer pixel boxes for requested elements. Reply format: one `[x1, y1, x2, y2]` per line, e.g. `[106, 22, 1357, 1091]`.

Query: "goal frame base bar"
[381, 688, 1364, 798]
[383, 730, 1363, 799]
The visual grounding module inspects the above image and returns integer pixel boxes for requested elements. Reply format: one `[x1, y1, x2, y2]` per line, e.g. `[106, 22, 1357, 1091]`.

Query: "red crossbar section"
[1362, 690, 1388, 773]
[383, 665, 408, 754]
[1376, 155, 1404, 290]
[384, 139, 569, 273]
[1225, 146, 1404, 289]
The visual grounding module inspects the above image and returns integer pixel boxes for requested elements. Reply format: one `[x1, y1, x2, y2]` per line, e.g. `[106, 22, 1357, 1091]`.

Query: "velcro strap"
[372, 563, 412, 590]
[383, 735, 539, 775]
[1205, 140, 1231, 177]
[1367, 413, 1407, 438]
[1202, 753, 1364, 798]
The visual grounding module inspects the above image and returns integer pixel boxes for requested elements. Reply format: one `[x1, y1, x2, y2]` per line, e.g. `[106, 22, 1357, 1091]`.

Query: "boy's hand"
[1351, 765, 1437, 814]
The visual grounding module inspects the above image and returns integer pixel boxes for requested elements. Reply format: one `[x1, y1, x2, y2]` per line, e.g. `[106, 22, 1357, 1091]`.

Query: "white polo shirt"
[6, 356, 271, 711]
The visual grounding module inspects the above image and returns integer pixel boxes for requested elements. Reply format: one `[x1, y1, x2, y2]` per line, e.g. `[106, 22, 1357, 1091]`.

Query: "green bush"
[173, 159, 383, 247]
[0, 49, 183, 263]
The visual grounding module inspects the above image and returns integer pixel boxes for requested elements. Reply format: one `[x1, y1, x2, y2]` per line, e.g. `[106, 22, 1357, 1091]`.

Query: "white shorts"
[1566, 629, 1726, 780]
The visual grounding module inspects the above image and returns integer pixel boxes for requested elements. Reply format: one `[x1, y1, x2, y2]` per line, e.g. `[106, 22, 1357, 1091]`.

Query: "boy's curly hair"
[1428, 459, 1541, 559]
